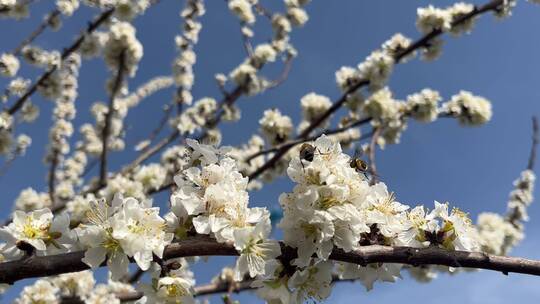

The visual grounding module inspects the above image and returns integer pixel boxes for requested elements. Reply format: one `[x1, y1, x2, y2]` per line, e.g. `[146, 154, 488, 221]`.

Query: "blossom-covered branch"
[1, 0, 539, 303]
[3, 235, 540, 285]
[247, 0, 507, 182]
[6, 8, 115, 115]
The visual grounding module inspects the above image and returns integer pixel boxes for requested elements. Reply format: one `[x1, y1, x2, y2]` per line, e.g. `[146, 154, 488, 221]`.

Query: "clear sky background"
[1, 0, 540, 303]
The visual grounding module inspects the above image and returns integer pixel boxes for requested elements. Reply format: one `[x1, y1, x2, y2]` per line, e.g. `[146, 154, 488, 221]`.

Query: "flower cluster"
[442, 90, 492, 126]
[21, 45, 60, 69]
[259, 108, 294, 145]
[0, 0, 30, 20]
[114, 0, 151, 21]
[359, 87, 492, 147]
[76, 195, 173, 280]
[14, 188, 52, 212]
[0, 208, 74, 257]
[12, 270, 140, 304]
[103, 21, 143, 78]
[137, 258, 196, 303]
[258, 135, 481, 301]
[477, 169, 537, 255]
[171, 139, 280, 280]
[299, 92, 332, 131]
[56, 0, 80, 16]
[228, 0, 256, 24]
[176, 96, 217, 135]
[225, 0, 309, 96]
[0, 53, 19, 77]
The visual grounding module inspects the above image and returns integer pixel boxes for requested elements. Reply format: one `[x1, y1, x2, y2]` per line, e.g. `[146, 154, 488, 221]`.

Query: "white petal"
[82, 247, 107, 268]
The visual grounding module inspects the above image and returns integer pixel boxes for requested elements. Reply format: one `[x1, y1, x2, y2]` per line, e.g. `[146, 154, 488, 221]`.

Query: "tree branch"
[245, 117, 373, 163]
[368, 127, 382, 185]
[11, 10, 61, 56]
[7, 8, 115, 115]
[98, 51, 126, 188]
[247, 0, 505, 181]
[528, 116, 539, 171]
[3, 234, 540, 284]
[47, 150, 60, 206]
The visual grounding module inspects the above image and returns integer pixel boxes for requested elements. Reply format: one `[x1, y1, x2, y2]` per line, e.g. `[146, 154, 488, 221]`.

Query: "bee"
[298, 143, 328, 172]
[350, 156, 381, 182]
[349, 157, 369, 173]
[299, 143, 316, 163]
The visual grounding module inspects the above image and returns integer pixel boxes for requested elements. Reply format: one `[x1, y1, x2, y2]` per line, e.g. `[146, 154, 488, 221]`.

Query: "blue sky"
[1, 0, 540, 303]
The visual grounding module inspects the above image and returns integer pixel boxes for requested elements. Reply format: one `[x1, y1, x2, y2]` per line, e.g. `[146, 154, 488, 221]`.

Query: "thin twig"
[7, 8, 115, 115]
[125, 268, 145, 284]
[62, 274, 356, 303]
[120, 130, 180, 176]
[99, 51, 126, 188]
[368, 127, 382, 185]
[239, 22, 254, 57]
[4, 235, 540, 284]
[527, 116, 539, 171]
[246, 117, 373, 163]
[266, 53, 294, 89]
[12, 10, 61, 56]
[47, 150, 60, 206]
[134, 104, 173, 154]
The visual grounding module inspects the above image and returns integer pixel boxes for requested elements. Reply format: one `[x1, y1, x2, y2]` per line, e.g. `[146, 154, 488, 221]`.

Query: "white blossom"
[56, 0, 80, 16]
[233, 220, 281, 280]
[300, 92, 332, 124]
[228, 0, 255, 24]
[416, 5, 452, 34]
[0, 53, 19, 77]
[443, 90, 492, 126]
[104, 22, 143, 77]
[0, 208, 73, 255]
[259, 108, 293, 145]
[14, 279, 60, 304]
[357, 50, 394, 91]
[14, 188, 51, 212]
[406, 88, 441, 122]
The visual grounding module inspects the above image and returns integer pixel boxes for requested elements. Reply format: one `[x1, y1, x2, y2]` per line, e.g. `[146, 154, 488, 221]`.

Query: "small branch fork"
[2, 235, 540, 286]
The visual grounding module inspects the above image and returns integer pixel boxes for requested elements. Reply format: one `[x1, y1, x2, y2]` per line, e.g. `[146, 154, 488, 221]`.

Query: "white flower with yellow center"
[431, 201, 480, 251]
[77, 196, 130, 281]
[233, 219, 281, 280]
[138, 275, 195, 304]
[364, 183, 409, 239]
[111, 197, 173, 271]
[0, 208, 73, 255]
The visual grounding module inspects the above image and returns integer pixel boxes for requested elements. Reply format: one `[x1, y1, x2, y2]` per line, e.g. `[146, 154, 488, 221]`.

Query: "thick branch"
[3, 235, 540, 284]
